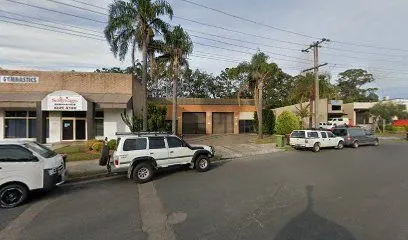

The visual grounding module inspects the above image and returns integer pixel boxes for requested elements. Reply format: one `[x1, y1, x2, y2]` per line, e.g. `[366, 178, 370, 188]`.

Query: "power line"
[44, 0, 107, 16]
[190, 34, 311, 62]
[176, 0, 319, 39]
[0, 9, 103, 35]
[5, 0, 106, 24]
[174, 16, 306, 47]
[0, 15, 104, 39]
[0, 18, 105, 41]
[177, 0, 408, 53]
[70, 0, 108, 11]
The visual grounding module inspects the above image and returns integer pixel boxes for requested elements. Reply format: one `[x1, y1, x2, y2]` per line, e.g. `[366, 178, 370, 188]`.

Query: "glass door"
[75, 119, 86, 140]
[62, 120, 74, 140]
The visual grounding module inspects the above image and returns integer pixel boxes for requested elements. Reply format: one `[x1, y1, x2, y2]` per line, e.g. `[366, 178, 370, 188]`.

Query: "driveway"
[1, 141, 408, 240]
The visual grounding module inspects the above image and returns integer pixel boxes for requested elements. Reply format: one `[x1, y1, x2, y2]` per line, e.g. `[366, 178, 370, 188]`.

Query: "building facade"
[0, 69, 133, 143]
[0, 70, 256, 143]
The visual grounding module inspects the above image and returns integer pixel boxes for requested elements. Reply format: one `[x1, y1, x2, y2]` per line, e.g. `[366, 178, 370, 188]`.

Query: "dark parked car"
[332, 127, 379, 148]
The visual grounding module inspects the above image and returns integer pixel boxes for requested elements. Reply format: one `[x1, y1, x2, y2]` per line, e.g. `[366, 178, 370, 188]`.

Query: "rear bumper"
[43, 168, 65, 190]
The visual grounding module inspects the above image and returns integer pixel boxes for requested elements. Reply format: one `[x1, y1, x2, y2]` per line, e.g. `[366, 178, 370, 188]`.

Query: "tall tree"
[229, 52, 278, 139]
[158, 25, 193, 134]
[337, 69, 379, 103]
[105, 0, 173, 130]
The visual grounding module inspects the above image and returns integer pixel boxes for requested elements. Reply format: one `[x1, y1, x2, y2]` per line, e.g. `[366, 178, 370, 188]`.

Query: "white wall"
[47, 112, 61, 143]
[239, 112, 255, 120]
[103, 109, 130, 140]
[0, 110, 4, 140]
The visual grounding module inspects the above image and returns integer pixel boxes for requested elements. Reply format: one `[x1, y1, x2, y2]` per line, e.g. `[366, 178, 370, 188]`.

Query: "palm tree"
[105, 0, 173, 131]
[231, 52, 277, 139]
[157, 25, 193, 134]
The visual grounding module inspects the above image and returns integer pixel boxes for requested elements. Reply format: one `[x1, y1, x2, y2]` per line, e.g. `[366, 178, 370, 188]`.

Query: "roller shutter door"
[212, 113, 234, 134]
[182, 112, 206, 134]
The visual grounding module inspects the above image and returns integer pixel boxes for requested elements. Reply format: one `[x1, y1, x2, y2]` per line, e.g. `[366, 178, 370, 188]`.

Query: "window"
[349, 128, 364, 137]
[307, 132, 319, 138]
[239, 120, 254, 133]
[331, 105, 341, 111]
[332, 129, 347, 136]
[167, 137, 183, 148]
[95, 111, 104, 137]
[327, 132, 335, 138]
[291, 131, 305, 138]
[24, 142, 57, 158]
[62, 112, 86, 118]
[321, 132, 327, 138]
[149, 137, 166, 149]
[4, 111, 36, 138]
[0, 145, 33, 161]
[123, 138, 147, 151]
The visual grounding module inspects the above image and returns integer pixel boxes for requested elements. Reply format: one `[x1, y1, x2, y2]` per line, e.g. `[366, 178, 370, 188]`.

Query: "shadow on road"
[274, 185, 357, 240]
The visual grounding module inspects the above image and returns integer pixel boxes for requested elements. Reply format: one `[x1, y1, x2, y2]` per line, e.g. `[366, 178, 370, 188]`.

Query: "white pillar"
[48, 112, 61, 143]
[104, 109, 129, 140]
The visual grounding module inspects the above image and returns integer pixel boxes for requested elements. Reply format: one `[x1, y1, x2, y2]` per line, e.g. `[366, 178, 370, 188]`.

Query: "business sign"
[41, 90, 87, 111]
[330, 100, 343, 105]
[0, 75, 39, 84]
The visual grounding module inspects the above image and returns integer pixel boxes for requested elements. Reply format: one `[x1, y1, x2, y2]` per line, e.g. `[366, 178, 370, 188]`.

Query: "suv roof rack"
[115, 131, 172, 136]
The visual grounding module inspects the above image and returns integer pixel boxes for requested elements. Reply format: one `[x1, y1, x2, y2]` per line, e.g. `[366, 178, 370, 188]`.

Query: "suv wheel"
[312, 143, 320, 152]
[0, 184, 28, 208]
[337, 141, 344, 150]
[132, 163, 154, 184]
[352, 141, 359, 148]
[196, 155, 210, 172]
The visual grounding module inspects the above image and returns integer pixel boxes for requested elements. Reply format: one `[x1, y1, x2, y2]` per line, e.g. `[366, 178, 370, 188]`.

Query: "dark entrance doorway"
[212, 112, 234, 134]
[182, 112, 206, 134]
[62, 120, 74, 140]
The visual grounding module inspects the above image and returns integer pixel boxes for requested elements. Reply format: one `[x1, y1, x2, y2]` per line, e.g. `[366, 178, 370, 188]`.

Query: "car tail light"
[347, 136, 352, 141]
[114, 159, 119, 166]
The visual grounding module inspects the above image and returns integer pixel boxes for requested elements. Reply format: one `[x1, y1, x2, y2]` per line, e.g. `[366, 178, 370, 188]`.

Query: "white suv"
[289, 130, 345, 152]
[111, 133, 214, 183]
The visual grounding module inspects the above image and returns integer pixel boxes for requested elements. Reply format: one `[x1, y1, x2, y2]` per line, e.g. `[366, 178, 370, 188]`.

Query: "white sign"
[0, 75, 39, 83]
[47, 96, 83, 111]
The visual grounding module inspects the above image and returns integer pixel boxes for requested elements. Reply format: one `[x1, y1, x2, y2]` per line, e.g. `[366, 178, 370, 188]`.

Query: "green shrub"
[91, 142, 103, 152]
[254, 109, 276, 134]
[107, 139, 117, 150]
[275, 111, 300, 135]
[85, 140, 102, 150]
[391, 126, 405, 133]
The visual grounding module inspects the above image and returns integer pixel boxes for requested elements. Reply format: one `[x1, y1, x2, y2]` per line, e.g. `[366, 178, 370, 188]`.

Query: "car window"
[0, 145, 33, 161]
[167, 137, 183, 148]
[291, 131, 305, 138]
[333, 129, 347, 136]
[149, 137, 166, 149]
[24, 142, 57, 158]
[349, 128, 364, 137]
[307, 132, 319, 138]
[327, 132, 335, 138]
[321, 132, 327, 138]
[123, 138, 147, 151]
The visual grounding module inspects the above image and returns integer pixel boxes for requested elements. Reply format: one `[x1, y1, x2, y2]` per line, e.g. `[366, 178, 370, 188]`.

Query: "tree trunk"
[141, 36, 148, 131]
[172, 60, 179, 135]
[131, 38, 142, 120]
[258, 81, 264, 139]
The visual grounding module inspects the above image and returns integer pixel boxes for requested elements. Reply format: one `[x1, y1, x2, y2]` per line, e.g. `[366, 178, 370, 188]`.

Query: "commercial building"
[0, 69, 256, 143]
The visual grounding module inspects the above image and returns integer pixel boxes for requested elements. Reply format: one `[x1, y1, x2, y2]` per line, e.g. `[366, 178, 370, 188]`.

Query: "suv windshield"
[291, 131, 305, 138]
[24, 142, 57, 158]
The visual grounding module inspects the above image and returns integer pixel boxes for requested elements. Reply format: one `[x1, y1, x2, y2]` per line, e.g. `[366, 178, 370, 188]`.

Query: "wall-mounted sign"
[330, 100, 343, 105]
[0, 75, 39, 83]
[41, 90, 87, 111]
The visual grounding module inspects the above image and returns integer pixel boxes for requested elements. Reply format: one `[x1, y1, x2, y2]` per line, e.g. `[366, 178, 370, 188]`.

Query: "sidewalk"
[65, 134, 283, 181]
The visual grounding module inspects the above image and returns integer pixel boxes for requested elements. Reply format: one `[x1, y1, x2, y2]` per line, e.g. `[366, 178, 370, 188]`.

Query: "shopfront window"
[4, 111, 36, 138]
[95, 111, 104, 137]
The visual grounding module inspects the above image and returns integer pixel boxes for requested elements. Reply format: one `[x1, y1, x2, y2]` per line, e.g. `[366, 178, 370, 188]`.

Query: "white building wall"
[239, 112, 255, 120]
[103, 109, 130, 140]
[47, 112, 61, 143]
[0, 110, 4, 140]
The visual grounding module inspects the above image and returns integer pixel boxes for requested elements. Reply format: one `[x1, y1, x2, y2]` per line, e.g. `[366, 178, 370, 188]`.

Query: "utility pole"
[302, 38, 330, 128]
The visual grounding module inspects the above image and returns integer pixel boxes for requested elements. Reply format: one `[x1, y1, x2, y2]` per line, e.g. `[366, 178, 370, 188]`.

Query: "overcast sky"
[0, 0, 407, 98]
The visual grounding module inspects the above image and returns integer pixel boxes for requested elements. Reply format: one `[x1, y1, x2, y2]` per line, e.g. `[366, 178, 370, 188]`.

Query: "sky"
[0, 0, 407, 98]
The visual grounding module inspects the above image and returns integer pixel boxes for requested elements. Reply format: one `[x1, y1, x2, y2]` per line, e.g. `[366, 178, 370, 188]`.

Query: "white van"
[328, 117, 349, 126]
[0, 140, 66, 208]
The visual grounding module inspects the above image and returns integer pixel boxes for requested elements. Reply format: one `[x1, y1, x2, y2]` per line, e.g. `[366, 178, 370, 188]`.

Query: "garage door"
[212, 113, 234, 134]
[182, 112, 206, 134]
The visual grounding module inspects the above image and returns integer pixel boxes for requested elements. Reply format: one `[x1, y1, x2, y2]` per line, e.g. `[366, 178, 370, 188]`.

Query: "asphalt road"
[1, 141, 408, 240]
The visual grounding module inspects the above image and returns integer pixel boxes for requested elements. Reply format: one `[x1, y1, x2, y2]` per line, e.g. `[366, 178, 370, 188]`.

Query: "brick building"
[0, 69, 256, 143]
